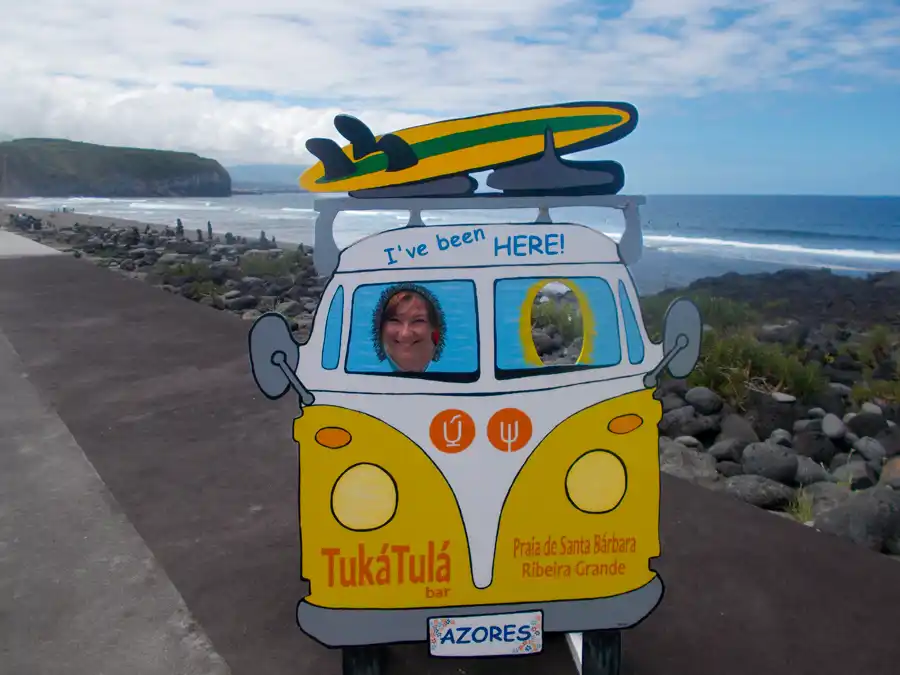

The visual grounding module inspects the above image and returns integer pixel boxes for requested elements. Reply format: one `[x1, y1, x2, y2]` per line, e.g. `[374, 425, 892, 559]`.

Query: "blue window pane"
[346, 281, 479, 380]
[618, 280, 645, 365]
[494, 277, 621, 377]
[321, 286, 344, 370]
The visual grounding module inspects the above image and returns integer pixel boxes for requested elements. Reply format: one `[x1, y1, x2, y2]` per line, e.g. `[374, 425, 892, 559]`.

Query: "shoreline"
[3, 207, 900, 560]
[0, 204, 302, 252]
[0, 202, 887, 295]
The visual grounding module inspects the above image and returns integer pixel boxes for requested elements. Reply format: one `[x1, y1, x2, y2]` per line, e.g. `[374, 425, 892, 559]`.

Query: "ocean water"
[6, 193, 900, 295]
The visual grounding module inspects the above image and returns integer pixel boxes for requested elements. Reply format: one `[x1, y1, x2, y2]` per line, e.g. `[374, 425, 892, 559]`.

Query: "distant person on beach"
[373, 285, 443, 373]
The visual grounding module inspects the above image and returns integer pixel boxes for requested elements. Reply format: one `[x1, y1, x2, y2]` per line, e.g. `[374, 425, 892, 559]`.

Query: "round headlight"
[565, 450, 627, 514]
[331, 463, 398, 531]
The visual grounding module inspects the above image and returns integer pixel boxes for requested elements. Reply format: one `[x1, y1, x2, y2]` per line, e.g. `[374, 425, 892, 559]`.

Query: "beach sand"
[2, 204, 144, 233]
[0, 204, 301, 252]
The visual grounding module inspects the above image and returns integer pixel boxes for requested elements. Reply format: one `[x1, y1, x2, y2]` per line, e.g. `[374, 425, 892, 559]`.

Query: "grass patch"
[159, 262, 220, 282]
[687, 330, 826, 408]
[183, 279, 222, 298]
[532, 299, 583, 343]
[239, 250, 311, 278]
[851, 380, 900, 405]
[640, 291, 760, 341]
[785, 488, 815, 523]
[852, 324, 897, 370]
[639, 290, 827, 407]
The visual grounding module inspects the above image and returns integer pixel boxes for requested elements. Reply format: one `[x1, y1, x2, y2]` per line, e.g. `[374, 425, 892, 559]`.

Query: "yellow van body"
[274, 217, 670, 649]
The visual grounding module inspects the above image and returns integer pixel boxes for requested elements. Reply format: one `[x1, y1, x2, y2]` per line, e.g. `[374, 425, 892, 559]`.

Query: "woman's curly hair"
[371, 282, 447, 362]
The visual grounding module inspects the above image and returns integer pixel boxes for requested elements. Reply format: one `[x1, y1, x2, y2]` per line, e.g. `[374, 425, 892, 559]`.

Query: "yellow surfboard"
[300, 101, 637, 194]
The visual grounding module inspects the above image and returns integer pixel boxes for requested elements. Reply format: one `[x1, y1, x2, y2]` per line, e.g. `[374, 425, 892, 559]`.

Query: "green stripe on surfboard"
[316, 113, 625, 184]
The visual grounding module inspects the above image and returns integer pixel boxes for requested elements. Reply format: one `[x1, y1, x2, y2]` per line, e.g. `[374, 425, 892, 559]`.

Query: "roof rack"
[311, 193, 646, 278]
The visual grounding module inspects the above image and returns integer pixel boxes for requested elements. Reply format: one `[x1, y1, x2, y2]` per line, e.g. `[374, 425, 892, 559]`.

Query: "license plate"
[428, 610, 543, 657]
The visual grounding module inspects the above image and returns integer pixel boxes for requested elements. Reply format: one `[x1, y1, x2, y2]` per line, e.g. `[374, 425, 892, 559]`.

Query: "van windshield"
[345, 280, 480, 383]
[494, 276, 623, 380]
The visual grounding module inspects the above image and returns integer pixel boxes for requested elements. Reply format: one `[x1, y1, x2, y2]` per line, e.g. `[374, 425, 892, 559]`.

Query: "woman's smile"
[381, 293, 436, 372]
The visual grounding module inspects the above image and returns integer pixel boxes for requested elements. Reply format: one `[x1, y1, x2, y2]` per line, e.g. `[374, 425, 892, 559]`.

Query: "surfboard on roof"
[300, 101, 638, 199]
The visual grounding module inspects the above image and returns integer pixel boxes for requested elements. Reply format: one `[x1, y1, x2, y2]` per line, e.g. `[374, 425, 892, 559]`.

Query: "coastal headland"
[0, 138, 232, 198]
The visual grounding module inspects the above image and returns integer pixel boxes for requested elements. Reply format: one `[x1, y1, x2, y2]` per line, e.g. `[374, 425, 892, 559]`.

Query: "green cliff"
[0, 138, 232, 198]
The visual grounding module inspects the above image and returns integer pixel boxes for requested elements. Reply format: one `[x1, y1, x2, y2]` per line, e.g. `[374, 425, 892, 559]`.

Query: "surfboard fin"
[334, 115, 379, 160]
[486, 126, 625, 196]
[305, 138, 356, 180]
[376, 134, 419, 172]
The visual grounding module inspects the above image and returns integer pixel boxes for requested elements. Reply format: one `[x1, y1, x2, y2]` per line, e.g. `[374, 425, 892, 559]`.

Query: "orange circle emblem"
[487, 408, 533, 453]
[429, 409, 476, 454]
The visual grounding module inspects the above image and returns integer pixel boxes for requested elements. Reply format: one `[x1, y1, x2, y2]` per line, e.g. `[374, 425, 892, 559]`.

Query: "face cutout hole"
[531, 281, 584, 365]
[378, 287, 442, 373]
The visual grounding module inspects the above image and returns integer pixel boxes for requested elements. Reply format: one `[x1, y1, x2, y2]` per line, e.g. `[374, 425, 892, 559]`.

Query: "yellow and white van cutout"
[248, 102, 703, 663]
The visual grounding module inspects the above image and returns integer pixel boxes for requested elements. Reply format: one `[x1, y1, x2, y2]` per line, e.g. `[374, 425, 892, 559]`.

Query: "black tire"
[581, 629, 622, 675]
[342, 645, 387, 675]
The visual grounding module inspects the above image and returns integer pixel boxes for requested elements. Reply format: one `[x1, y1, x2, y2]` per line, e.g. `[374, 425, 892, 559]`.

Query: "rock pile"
[655, 380, 900, 559]
[16, 218, 324, 340]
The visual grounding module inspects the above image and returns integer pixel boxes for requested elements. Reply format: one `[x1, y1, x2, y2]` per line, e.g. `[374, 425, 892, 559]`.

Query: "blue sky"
[599, 89, 900, 195]
[1, 0, 898, 195]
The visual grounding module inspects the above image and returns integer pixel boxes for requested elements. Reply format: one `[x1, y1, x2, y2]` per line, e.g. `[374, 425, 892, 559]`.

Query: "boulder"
[820, 413, 847, 440]
[659, 406, 720, 440]
[879, 457, 900, 489]
[795, 456, 834, 487]
[275, 300, 305, 317]
[847, 412, 889, 439]
[744, 391, 800, 440]
[708, 437, 748, 463]
[724, 475, 795, 509]
[852, 437, 887, 464]
[803, 482, 852, 518]
[684, 386, 723, 415]
[223, 295, 258, 311]
[658, 438, 719, 485]
[716, 414, 759, 444]
[659, 378, 689, 397]
[814, 486, 900, 552]
[830, 452, 851, 471]
[792, 430, 838, 466]
[832, 462, 877, 490]
[771, 392, 796, 403]
[769, 429, 793, 447]
[741, 442, 798, 485]
[659, 394, 687, 413]
[716, 461, 744, 478]
[793, 418, 823, 434]
[829, 382, 852, 397]
[861, 402, 883, 415]
[874, 426, 900, 458]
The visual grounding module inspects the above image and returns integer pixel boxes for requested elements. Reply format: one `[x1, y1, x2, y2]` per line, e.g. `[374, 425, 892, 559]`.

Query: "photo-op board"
[247, 101, 703, 663]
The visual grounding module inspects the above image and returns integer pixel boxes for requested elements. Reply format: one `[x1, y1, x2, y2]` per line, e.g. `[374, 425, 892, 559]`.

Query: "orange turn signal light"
[315, 427, 352, 449]
[607, 414, 643, 435]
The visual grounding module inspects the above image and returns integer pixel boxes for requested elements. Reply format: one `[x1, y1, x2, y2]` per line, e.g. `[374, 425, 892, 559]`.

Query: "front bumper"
[297, 575, 664, 647]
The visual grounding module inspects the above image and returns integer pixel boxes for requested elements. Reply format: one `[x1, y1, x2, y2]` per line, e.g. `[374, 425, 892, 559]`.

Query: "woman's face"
[381, 293, 436, 372]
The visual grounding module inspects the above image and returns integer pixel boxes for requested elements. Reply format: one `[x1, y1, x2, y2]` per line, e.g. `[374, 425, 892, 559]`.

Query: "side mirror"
[643, 298, 702, 388]
[249, 312, 316, 410]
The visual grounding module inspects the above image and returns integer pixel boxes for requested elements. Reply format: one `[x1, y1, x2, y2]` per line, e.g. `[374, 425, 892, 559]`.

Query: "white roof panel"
[335, 222, 622, 273]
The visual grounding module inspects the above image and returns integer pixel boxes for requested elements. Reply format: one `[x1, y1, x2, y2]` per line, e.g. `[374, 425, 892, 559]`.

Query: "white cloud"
[0, 0, 897, 163]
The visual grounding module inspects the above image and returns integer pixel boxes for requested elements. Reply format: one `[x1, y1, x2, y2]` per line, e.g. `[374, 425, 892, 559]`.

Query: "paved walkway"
[0, 330, 230, 675]
[1, 236, 899, 675]
[0, 229, 63, 258]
